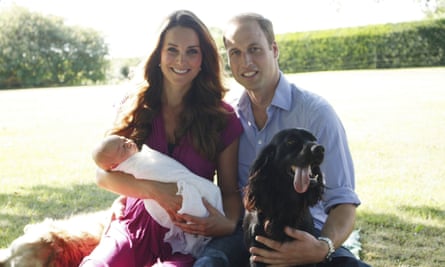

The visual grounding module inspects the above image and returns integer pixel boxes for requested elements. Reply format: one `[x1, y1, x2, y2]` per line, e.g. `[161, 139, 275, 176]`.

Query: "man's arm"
[320, 204, 356, 250]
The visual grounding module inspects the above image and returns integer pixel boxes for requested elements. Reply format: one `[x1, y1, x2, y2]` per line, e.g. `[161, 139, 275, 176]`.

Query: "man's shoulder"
[285, 82, 330, 109]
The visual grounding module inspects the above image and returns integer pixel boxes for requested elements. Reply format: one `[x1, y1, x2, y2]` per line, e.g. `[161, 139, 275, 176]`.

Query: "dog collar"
[318, 236, 335, 262]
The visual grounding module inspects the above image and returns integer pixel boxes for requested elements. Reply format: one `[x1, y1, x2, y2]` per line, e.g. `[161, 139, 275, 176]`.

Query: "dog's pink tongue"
[294, 167, 310, 193]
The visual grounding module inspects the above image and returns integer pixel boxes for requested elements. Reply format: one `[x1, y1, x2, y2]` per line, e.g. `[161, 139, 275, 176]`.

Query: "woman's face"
[160, 26, 202, 91]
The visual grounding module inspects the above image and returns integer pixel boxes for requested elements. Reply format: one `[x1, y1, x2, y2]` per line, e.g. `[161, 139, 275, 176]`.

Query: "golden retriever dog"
[0, 210, 110, 267]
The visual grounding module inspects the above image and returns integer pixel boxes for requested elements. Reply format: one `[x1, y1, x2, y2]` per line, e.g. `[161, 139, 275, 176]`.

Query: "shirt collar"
[272, 72, 292, 111]
[238, 71, 292, 113]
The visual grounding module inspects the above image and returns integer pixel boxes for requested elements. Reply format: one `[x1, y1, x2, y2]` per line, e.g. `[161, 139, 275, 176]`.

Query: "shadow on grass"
[398, 205, 445, 223]
[0, 183, 116, 247]
[357, 207, 445, 265]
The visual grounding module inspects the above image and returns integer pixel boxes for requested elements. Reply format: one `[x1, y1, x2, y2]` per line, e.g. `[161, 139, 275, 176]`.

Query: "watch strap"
[318, 236, 335, 262]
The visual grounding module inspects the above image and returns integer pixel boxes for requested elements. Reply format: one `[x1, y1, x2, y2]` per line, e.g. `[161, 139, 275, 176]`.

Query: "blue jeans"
[193, 221, 371, 267]
[193, 220, 249, 267]
[314, 246, 371, 267]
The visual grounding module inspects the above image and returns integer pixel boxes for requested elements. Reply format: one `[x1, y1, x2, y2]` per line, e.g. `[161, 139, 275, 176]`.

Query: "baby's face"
[109, 136, 139, 165]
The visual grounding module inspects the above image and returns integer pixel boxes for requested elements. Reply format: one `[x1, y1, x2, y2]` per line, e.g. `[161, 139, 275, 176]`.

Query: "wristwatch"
[318, 236, 335, 262]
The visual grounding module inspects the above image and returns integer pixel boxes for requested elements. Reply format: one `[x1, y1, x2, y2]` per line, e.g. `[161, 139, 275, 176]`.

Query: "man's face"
[224, 20, 279, 92]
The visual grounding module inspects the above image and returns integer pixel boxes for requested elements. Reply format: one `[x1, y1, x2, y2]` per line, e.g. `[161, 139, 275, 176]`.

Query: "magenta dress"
[80, 102, 243, 267]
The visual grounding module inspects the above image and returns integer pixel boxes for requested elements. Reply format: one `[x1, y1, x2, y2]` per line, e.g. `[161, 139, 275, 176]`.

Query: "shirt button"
[258, 140, 262, 145]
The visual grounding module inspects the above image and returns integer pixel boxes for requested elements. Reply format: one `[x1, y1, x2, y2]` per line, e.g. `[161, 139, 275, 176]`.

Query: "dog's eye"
[286, 140, 295, 145]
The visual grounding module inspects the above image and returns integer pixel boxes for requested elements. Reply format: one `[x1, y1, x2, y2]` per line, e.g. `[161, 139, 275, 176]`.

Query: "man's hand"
[174, 198, 235, 237]
[250, 227, 326, 266]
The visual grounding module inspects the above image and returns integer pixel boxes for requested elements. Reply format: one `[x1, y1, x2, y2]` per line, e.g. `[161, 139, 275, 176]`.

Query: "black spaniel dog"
[243, 128, 325, 267]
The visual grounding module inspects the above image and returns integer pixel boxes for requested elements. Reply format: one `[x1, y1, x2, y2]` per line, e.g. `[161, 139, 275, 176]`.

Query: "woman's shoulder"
[219, 102, 243, 144]
[220, 100, 240, 124]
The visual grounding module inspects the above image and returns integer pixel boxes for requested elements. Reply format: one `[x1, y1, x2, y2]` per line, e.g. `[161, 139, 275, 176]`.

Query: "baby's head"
[92, 135, 139, 170]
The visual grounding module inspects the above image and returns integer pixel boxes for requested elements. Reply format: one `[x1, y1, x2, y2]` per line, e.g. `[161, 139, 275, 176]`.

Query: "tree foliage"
[276, 18, 445, 73]
[417, 0, 445, 18]
[0, 6, 109, 89]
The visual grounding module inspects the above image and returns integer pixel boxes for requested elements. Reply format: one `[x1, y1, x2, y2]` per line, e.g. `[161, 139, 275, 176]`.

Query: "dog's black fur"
[243, 128, 325, 267]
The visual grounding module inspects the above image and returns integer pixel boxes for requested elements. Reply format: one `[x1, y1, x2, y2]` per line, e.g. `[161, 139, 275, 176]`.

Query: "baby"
[92, 135, 224, 257]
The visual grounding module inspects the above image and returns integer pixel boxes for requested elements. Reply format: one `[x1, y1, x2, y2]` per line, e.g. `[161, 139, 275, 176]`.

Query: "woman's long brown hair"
[109, 10, 229, 161]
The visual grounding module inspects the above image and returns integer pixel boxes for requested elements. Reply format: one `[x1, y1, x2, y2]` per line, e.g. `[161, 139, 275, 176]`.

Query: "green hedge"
[276, 19, 445, 73]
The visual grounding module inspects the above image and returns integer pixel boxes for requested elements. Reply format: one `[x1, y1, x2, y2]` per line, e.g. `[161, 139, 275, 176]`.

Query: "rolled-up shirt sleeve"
[312, 102, 361, 214]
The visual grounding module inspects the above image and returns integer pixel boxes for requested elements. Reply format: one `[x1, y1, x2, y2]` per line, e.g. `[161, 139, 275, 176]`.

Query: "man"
[223, 13, 371, 266]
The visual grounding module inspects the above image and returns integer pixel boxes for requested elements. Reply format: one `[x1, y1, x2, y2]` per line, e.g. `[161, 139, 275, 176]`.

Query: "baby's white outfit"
[113, 145, 224, 257]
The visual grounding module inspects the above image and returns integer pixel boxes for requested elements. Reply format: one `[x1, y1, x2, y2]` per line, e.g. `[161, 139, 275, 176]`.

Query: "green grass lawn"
[1, 68, 445, 266]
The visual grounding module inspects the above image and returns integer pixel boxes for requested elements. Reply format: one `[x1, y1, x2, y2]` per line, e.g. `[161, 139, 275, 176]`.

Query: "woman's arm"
[216, 137, 243, 228]
[96, 169, 182, 220]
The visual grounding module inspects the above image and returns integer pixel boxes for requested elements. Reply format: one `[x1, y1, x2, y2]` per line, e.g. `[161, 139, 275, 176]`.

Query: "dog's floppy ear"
[250, 144, 276, 175]
[245, 144, 277, 211]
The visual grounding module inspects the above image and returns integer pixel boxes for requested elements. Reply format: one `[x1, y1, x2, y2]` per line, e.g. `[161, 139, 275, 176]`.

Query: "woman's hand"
[174, 198, 236, 237]
[148, 181, 183, 222]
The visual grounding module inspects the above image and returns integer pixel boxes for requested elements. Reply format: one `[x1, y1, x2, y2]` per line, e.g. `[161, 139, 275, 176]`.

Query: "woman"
[80, 10, 244, 267]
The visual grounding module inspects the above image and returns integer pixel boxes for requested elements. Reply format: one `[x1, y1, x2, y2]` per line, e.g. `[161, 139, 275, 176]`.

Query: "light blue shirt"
[236, 72, 361, 230]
